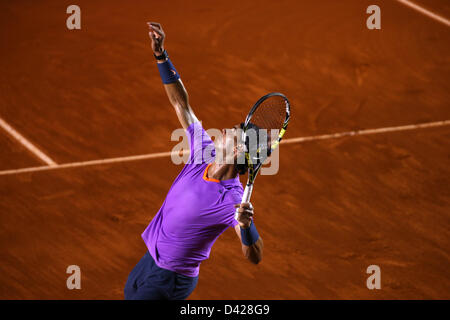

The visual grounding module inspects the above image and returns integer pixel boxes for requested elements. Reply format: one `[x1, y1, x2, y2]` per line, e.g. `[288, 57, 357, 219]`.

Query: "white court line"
[396, 0, 450, 27]
[0, 117, 57, 166]
[0, 150, 179, 176]
[0, 120, 449, 176]
[282, 120, 450, 144]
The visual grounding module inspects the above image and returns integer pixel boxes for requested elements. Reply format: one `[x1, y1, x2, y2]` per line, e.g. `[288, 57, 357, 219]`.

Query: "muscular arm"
[149, 22, 198, 129]
[161, 75, 198, 130]
[234, 203, 263, 264]
[234, 225, 263, 264]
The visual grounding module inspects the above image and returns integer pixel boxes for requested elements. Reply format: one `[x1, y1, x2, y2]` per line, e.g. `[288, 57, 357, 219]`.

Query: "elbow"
[242, 238, 263, 265]
[250, 256, 262, 265]
[245, 248, 263, 265]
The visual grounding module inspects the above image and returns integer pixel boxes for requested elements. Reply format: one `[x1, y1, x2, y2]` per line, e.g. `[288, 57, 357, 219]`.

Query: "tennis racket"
[235, 92, 291, 220]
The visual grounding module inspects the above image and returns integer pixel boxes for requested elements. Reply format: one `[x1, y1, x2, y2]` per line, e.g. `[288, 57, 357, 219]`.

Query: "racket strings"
[243, 95, 288, 167]
[248, 95, 287, 145]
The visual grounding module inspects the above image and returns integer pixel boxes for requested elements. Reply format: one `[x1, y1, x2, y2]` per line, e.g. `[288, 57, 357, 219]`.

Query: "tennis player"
[124, 22, 263, 300]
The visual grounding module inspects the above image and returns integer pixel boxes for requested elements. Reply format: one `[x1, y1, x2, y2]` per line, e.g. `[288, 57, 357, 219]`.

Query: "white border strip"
[0, 120, 449, 176]
[0, 117, 57, 166]
[396, 0, 450, 27]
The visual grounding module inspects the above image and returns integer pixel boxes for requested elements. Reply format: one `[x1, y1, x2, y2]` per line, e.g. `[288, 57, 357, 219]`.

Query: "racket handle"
[234, 184, 254, 221]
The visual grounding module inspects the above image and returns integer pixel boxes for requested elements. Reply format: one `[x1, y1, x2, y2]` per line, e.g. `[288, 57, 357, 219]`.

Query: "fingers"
[148, 22, 162, 29]
[147, 22, 164, 40]
[234, 202, 253, 209]
[150, 26, 164, 36]
[235, 203, 255, 229]
[147, 22, 163, 33]
[148, 28, 159, 39]
[234, 203, 254, 215]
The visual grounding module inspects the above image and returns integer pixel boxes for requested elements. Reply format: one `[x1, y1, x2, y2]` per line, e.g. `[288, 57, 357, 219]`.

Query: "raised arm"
[148, 22, 198, 129]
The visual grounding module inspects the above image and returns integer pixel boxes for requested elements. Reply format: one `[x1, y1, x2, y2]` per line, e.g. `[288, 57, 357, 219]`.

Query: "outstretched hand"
[147, 22, 165, 55]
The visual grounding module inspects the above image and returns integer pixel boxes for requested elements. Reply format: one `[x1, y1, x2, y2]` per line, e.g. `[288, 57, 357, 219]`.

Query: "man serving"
[124, 22, 263, 300]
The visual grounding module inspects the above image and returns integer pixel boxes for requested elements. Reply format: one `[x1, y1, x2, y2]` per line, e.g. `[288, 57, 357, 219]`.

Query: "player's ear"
[234, 143, 245, 156]
[235, 142, 248, 175]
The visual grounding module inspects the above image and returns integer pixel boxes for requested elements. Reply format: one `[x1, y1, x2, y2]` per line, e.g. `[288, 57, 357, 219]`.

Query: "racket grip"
[234, 184, 254, 221]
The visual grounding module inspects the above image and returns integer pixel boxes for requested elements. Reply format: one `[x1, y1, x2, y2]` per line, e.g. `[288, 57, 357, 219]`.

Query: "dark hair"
[235, 122, 263, 175]
[235, 123, 247, 175]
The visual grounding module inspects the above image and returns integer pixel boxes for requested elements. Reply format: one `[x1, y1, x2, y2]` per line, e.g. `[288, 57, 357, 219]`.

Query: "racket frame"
[235, 92, 290, 221]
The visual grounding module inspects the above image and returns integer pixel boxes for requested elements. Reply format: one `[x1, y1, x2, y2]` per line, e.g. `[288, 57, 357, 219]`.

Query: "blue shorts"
[124, 251, 198, 300]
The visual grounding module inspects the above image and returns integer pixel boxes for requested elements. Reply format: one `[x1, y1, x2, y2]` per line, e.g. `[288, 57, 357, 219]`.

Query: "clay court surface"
[0, 0, 449, 299]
